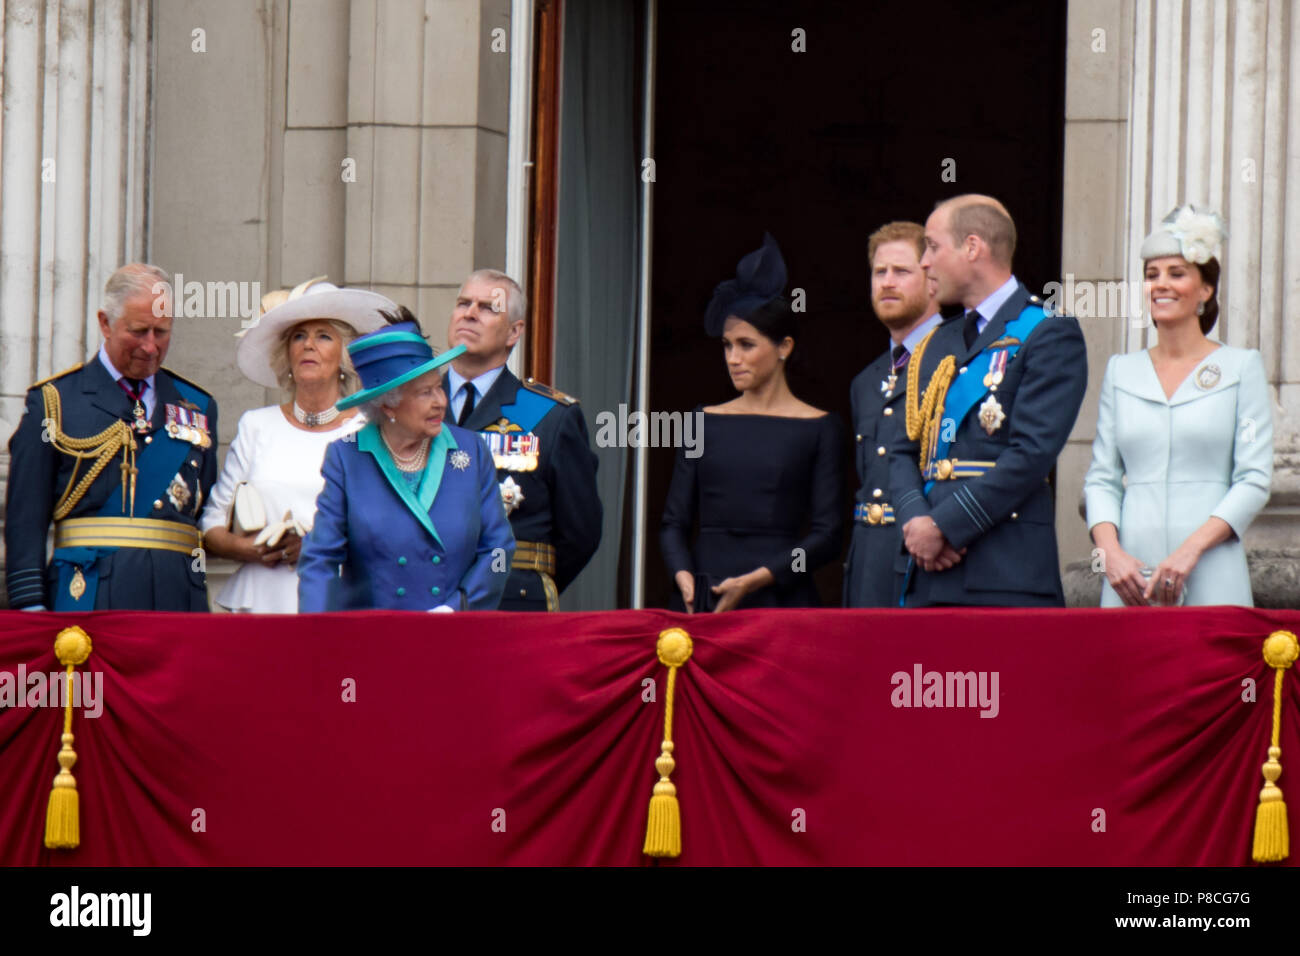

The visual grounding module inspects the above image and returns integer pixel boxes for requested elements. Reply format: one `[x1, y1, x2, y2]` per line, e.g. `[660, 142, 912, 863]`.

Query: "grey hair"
[357, 367, 447, 422]
[269, 319, 362, 397]
[462, 269, 526, 325]
[103, 263, 172, 322]
[358, 389, 404, 423]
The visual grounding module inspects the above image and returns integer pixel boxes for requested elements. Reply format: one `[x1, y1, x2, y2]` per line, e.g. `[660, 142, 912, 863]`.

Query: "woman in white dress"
[199, 278, 396, 611]
[1084, 205, 1273, 607]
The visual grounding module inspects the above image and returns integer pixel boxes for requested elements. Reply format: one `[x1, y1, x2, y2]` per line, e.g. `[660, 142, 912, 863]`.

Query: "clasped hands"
[237, 528, 302, 568]
[1101, 541, 1198, 607]
[675, 567, 774, 613]
[902, 516, 965, 572]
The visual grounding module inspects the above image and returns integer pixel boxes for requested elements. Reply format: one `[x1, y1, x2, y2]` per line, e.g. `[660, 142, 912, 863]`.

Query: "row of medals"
[884, 350, 1007, 437]
[128, 399, 207, 514]
[130, 400, 212, 449]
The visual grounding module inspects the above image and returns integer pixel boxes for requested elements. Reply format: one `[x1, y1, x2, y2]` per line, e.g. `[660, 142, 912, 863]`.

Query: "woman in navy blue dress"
[660, 234, 844, 612]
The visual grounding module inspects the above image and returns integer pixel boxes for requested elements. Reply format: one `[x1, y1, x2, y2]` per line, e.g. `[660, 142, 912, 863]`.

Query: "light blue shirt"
[899, 311, 943, 355]
[970, 275, 1020, 335]
[97, 344, 158, 419]
[446, 365, 505, 422]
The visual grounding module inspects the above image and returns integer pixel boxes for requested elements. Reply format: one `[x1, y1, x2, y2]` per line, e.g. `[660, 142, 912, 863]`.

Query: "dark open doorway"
[642, 0, 1067, 609]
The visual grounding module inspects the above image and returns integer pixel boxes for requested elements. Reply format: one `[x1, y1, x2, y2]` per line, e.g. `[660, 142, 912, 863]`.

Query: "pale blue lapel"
[358, 422, 459, 548]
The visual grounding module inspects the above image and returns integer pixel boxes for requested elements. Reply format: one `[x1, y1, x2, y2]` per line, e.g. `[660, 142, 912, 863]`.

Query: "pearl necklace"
[294, 401, 339, 427]
[381, 430, 430, 472]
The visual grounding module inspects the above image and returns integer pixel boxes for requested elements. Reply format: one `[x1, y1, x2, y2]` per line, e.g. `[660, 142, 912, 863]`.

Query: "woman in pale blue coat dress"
[1085, 205, 1273, 607]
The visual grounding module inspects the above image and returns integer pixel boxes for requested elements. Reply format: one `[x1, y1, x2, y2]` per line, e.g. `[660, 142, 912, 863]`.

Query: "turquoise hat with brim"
[335, 321, 466, 411]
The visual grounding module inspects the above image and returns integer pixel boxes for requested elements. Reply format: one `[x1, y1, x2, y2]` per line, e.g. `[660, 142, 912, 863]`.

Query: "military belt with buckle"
[54, 517, 202, 555]
[922, 458, 997, 481]
[512, 540, 557, 577]
[853, 502, 895, 526]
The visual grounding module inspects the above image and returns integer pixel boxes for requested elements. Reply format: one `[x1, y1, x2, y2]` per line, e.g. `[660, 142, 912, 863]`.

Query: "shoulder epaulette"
[522, 377, 578, 405]
[29, 363, 83, 390]
[161, 367, 214, 397]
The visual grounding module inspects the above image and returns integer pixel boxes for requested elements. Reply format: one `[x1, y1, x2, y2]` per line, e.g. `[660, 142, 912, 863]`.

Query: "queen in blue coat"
[297, 309, 514, 611]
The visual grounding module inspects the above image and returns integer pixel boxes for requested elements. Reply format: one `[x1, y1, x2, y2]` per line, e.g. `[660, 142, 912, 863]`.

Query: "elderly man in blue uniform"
[5, 263, 219, 611]
[444, 269, 601, 610]
[888, 195, 1087, 607]
[844, 222, 944, 607]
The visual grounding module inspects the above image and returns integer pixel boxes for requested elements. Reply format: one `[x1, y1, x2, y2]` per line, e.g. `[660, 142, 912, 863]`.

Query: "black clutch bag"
[692, 573, 720, 613]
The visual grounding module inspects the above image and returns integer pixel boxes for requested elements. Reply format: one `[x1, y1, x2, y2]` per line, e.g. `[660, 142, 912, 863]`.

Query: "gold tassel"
[643, 627, 693, 859]
[44, 626, 93, 850]
[1252, 630, 1298, 863]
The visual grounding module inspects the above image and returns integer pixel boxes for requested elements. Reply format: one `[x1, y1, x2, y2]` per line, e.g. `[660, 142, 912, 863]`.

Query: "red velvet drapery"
[1, 607, 1296, 865]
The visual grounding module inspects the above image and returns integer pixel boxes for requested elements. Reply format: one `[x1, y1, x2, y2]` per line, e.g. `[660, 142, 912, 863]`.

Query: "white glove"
[427, 604, 456, 613]
[253, 510, 309, 548]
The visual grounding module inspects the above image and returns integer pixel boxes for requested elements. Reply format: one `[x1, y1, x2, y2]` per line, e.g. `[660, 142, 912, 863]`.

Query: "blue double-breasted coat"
[297, 420, 514, 611]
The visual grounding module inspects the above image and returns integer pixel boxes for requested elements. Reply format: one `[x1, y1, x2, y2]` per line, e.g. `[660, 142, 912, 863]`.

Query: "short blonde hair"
[269, 319, 361, 395]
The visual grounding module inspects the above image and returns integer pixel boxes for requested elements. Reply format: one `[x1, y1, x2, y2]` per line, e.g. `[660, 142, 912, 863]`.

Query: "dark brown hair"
[378, 304, 425, 336]
[1195, 258, 1221, 335]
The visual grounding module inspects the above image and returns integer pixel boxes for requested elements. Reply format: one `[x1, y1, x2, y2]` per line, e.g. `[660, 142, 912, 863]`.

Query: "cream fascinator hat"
[1139, 204, 1227, 265]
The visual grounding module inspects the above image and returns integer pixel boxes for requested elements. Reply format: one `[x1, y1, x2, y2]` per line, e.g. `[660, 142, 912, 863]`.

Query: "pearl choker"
[294, 402, 339, 427]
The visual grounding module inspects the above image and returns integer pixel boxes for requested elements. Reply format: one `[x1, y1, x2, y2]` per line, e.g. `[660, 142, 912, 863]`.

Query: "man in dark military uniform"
[888, 195, 1087, 607]
[4, 264, 219, 611]
[443, 269, 600, 610]
[844, 222, 944, 607]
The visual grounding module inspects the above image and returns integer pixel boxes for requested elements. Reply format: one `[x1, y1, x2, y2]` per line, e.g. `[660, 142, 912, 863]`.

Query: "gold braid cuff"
[903, 328, 956, 476]
[42, 383, 138, 519]
[1252, 629, 1298, 863]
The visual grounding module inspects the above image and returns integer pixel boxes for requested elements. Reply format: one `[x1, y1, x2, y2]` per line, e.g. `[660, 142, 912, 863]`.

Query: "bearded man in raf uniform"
[5, 264, 219, 611]
[844, 221, 944, 607]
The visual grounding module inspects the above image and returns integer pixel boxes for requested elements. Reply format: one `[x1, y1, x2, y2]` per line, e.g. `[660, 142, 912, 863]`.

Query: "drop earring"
[1197, 302, 1205, 316]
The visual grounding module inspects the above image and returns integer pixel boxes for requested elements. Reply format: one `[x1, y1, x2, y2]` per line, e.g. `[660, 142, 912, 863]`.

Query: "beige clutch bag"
[226, 481, 268, 535]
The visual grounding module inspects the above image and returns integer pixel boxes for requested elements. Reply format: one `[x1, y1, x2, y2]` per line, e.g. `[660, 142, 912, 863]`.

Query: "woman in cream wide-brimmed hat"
[199, 277, 396, 612]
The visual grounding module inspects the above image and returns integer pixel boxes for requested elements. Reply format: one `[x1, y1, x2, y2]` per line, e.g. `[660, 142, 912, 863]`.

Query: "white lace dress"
[199, 405, 364, 612]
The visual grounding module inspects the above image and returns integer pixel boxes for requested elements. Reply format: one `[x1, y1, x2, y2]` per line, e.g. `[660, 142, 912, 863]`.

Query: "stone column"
[1064, 0, 1300, 605]
[344, 0, 511, 346]
[1129, 0, 1299, 604]
[0, 0, 151, 603]
[1057, 0, 1135, 579]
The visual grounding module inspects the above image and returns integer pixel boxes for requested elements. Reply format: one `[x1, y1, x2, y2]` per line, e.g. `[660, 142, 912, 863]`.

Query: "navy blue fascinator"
[703, 233, 788, 337]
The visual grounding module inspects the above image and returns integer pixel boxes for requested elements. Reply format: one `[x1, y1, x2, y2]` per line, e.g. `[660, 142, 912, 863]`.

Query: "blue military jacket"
[887, 283, 1088, 606]
[451, 369, 600, 608]
[296, 420, 515, 611]
[844, 347, 912, 608]
[4, 357, 218, 611]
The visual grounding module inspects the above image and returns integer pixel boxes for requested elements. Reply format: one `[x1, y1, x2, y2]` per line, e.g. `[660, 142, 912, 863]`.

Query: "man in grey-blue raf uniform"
[888, 195, 1087, 607]
[5, 264, 218, 611]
